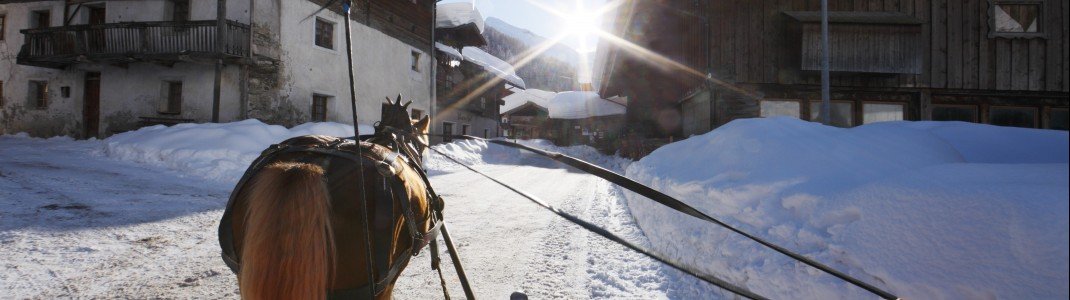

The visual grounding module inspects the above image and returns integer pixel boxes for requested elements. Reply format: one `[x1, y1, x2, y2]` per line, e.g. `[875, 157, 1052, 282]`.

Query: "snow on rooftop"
[460, 46, 526, 89]
[625, 117, 1069, 298]
[435, 2, 485, 32]
[503, 89, 624, 119]
[435, 42, 464, 61]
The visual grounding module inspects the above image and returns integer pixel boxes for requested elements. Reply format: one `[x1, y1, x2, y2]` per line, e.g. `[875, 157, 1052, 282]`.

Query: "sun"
[563, 11, 599, 38]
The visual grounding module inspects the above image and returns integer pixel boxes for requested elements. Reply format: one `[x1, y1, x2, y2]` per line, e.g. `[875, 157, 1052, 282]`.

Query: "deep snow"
[625, 117, 1069, 299]
[2, 121, 697, 299]
[3, 118, 1067, 299]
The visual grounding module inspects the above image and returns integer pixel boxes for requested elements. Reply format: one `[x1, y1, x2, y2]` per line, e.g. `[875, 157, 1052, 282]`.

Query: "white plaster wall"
[105, 0, 249, 23]
[277, 0, 432, 127]
[0, 1, 245, 137]
[87, 62, 242, 134]
[0, 2, 84, 137]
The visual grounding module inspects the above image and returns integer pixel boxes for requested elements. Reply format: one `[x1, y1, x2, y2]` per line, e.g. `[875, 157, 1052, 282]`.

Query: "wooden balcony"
[17, 20, 250, 69]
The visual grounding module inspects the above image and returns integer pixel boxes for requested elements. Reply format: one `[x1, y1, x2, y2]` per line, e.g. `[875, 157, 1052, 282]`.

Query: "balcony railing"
[18, 20, 250, 68]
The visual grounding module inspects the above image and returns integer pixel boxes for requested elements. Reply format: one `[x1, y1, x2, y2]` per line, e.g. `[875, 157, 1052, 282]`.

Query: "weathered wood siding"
[799, 23, 923, 74]
[308, 0, 432, 50]
[705, 0, 1068, 92]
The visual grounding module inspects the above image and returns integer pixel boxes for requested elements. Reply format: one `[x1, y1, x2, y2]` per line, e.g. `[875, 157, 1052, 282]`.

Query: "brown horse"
[219, 97, 436, 300]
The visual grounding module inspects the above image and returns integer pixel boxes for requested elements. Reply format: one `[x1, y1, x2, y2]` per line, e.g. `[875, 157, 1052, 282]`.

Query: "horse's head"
[378, 94, 431, 156]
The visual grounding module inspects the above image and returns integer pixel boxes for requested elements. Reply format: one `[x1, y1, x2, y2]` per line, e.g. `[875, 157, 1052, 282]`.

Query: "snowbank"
[102, 120, 372, 183]
[503, 89, 624, 119]
[624, 117, 1069, 299]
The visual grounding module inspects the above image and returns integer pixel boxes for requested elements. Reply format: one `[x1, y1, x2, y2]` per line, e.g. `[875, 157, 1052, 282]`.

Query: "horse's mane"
[233, 134, 430, 300]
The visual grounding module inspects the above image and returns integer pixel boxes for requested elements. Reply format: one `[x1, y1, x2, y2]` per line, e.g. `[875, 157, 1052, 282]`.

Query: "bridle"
[218, 128, 447, 299]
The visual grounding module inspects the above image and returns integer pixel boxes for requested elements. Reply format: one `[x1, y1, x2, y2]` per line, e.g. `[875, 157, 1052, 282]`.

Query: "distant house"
[433, 3, 523, 143]
[501, 88, 625, 151]
[0, 0, 435, 138]
[595, 0, 1070, 140]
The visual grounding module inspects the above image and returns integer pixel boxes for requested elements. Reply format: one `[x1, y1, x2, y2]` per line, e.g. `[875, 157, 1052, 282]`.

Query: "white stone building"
[0, 0, 435, 138]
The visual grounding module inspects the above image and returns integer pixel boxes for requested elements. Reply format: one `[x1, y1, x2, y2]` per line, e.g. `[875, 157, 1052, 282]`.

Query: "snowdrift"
[625, 117, 1069, 299]
[102, 120, 373, 183]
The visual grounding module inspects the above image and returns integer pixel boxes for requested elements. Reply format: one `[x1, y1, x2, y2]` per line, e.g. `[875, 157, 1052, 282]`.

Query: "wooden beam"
[212, 0, 227, 123]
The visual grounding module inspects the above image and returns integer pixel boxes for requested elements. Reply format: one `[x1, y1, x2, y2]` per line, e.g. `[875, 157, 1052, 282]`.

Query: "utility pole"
[820, 0, 831, 125]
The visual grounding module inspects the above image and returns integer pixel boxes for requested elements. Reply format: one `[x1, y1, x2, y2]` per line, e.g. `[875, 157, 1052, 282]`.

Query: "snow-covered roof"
[503, 89, 624, 119]
[436, 2, 485, 32]
[460, 47, 526, 89]
[435, 42, 464, 61]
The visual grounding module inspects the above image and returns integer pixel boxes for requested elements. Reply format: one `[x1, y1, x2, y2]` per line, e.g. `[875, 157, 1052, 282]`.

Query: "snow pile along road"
[102, 120, 372, 183]
[625, 117, 1069, 299]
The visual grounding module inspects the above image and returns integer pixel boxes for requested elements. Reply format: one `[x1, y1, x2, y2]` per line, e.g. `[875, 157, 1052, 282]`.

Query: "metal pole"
[820, 0, 831, 125]
[343, 1, 361, 137]
[429, 0, 438, 143]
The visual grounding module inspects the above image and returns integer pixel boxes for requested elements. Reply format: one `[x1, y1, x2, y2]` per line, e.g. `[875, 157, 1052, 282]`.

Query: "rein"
[390, 131, 901, 300]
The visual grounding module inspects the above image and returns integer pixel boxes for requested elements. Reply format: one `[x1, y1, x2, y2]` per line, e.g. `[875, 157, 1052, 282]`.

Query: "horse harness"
[218, 132, 448, 299]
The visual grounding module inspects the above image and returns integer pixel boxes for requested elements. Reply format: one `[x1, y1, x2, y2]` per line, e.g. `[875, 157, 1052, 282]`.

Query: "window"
[0, 81, 4, 106]
[159, 81, 183, 114]
[483, 129, 489, 138]
[989, 106, 1037, 128]
[1, 15, 6, 41]
[809, 101, 854, 127]
[442, 122, 454, 142]
[862, 103, 905, 124]
[933, 105, 979, 122]
[759, 100, 801, 118]
[1048, 108, 1069, 131]
[411, 109, 424, 119]
[312, 94, 329, 122]
[990, 1, 1044, 38]
[171, 0, 191, 22]
[411, 51, 422, 71]
[314, 18, 334, 49]
[60, 86, 71, 98]
[28, 81, 48, 109]
[461, 124, 470, 135]
[32, 10, 51, 29]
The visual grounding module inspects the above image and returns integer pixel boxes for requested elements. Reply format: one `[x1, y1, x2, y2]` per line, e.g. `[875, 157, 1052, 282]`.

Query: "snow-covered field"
[2, 118, 1067, 299]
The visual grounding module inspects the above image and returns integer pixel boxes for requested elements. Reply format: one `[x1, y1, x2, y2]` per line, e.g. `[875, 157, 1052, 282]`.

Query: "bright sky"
[440, 0, 608, 54]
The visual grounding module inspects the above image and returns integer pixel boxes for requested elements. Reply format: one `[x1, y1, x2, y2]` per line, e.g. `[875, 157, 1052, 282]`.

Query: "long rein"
[383, 129, 901, 300]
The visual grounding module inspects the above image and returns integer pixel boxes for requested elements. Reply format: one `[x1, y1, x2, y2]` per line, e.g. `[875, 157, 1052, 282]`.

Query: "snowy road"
[0, 136, 724, 299]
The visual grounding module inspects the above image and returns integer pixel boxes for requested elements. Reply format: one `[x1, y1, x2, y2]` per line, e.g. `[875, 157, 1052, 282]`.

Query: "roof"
[503, 89, 625, 120]
[783, 11, 923, 25]
[502, 101, 548, 116]
[460, 47, 527, 89]
[436, 3, 485, 32]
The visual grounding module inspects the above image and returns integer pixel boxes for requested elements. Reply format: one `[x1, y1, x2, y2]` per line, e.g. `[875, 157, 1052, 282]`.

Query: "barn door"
[84, 72, 101, 138]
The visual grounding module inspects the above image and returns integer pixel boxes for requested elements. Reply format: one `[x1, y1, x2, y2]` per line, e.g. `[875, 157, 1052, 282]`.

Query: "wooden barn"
[595, 0, 1070, 140]
[501, 89, 626, 152]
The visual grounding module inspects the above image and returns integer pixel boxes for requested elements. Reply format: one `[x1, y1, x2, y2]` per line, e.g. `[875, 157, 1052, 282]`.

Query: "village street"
[0, 135, 720, 299]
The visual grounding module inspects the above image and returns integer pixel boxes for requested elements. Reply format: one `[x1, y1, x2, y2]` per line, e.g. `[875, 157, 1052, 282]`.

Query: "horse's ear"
[414, 116, 430, 133]
[384, 96, 394, 105]
[402, 101, 412, 109]
[395, 94, 403, 106]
